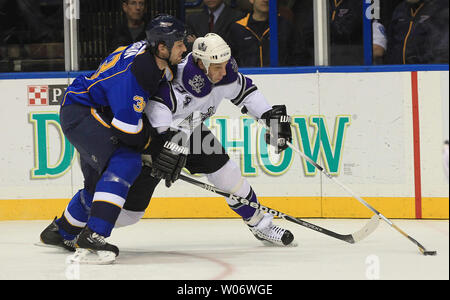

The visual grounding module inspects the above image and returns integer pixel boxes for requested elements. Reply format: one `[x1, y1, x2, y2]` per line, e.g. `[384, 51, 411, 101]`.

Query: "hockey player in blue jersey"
[39, 14, 187, 262]
[122, 33, 296, 247]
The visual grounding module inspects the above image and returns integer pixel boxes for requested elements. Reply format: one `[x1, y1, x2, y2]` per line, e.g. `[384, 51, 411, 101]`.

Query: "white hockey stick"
[286, 138, 436, 255]
[256, 112, 435, 256]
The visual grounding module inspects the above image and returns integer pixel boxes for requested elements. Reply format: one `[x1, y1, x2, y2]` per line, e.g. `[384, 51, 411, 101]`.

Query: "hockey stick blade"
[390, 223, 438, 256]
[291, 214, 379, 244]
[350, 215, 380, 243]
[178, 174, 378, 244]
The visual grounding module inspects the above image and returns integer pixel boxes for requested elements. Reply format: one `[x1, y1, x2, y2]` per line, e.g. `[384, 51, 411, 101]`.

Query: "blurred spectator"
[0, 0, 61, 44]
[236, 0, 253, 14]
[372, 20, 387, 64]
[0, 0, 64, 71]
[290, 0, 314, 65]
[278, 0, 295, 23]
[185, 0, 244, 45]
[228, 0, 310, 67]
[290, 0, 363, 66]
[380, 0, 403, 30]
[329, 0, 364, 65]
[386, 0, 449, 64]
[108, 0, 147, 53]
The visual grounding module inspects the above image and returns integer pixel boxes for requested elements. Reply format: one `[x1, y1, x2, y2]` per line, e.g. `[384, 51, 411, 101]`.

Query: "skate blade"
[259, 240, 299, 247]
[257, 238, 298, 248]
[67, 248, 116, 265]
[34, 242, 71, 251]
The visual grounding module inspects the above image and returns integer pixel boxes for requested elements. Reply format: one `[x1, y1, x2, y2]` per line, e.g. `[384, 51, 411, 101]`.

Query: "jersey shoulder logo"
[124, 41, 146, 59]
[188, 74, 205, 94]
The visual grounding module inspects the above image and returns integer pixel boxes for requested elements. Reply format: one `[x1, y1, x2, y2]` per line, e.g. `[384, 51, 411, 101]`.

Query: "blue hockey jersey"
[62, 41, 168, 135]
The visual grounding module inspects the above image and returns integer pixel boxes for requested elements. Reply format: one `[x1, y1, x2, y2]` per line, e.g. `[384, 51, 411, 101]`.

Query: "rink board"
[0, 70, 448, 220]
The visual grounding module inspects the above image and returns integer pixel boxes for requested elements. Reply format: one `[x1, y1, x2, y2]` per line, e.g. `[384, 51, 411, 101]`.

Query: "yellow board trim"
[0, 197, 448, 221]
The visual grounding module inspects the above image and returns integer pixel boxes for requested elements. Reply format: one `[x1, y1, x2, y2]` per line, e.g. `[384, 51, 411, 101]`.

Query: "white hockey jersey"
[145, 53, 272, 135]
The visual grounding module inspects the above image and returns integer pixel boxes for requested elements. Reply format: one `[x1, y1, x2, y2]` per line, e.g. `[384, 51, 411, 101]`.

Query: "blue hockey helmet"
[146, 14, 187, 54]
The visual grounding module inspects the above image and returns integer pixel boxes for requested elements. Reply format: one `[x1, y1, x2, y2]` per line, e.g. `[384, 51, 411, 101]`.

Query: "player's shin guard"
[229, 187, 260, 220]
[86, 148, 141, 238]
[206, 160, 259, 220]
[206, 160, 295, 246]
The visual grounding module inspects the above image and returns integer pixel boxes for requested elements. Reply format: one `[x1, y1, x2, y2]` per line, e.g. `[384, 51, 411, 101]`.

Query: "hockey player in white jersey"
[135, 33, 295, 246]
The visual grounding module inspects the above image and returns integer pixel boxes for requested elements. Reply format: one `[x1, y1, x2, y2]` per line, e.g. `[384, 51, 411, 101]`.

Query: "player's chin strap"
[155, 45, 178, 82]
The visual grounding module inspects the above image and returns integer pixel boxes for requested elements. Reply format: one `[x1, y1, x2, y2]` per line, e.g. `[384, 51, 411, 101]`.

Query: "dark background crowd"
[0, 0, 448, 72]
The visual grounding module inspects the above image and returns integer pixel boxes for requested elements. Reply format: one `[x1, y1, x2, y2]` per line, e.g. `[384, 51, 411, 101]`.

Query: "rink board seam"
[411, 71, 422, 219]
[0, 196, 448, 220]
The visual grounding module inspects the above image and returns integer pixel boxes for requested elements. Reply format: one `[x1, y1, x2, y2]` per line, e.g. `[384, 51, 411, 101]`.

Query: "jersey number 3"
[87, 51, 122, 81]
[133, 96, 145, 113]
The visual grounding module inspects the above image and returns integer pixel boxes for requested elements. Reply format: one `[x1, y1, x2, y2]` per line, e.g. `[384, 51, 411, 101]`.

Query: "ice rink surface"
[0, 218, 448, 280]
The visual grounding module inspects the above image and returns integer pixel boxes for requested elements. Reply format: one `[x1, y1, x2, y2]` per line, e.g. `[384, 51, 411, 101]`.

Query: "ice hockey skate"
[37, 217, 76, 252]
[68, 226, 119, 265]
[247, 213, 296, 247]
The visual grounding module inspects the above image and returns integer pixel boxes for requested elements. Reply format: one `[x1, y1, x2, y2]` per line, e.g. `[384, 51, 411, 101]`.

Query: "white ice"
[0, 218, 448, 280]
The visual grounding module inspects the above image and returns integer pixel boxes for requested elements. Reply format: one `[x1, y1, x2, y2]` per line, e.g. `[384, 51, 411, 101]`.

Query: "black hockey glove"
[260, 105, 292, 153]
[110, 114, 154, 152]
[151, 131, 188, 188]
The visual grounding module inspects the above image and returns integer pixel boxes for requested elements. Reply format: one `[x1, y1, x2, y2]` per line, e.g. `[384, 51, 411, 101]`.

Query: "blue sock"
[56, 189, 93, 240]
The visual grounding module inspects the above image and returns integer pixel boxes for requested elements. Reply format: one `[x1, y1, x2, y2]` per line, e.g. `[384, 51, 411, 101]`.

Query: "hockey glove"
[260, 105, 292, 153]
[151, 131, 188, 188]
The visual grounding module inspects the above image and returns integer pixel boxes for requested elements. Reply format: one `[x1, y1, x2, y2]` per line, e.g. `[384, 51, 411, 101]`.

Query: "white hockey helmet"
[192, 33, 231, 73]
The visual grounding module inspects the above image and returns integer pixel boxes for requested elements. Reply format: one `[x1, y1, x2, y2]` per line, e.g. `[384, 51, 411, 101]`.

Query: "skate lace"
[259, 224, 285, 242]
[64, 239, 76, 248]
[92, 233, 106, 245]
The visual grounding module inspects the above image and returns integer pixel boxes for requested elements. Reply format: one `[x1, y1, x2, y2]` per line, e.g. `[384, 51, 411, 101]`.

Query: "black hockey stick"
[178, 174, 379, 244]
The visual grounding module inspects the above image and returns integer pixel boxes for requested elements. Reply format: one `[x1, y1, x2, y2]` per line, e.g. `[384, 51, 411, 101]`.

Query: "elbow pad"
[112, 115, 154, 151]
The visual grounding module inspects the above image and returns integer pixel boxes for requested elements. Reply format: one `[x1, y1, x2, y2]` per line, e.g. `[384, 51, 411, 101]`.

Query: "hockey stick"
[247, 109, 435, 255]
[288, 140, 437, 255]
[178, 173, 379, 244]
[285, 140, 437, 255]
[258, 116, 435, 256]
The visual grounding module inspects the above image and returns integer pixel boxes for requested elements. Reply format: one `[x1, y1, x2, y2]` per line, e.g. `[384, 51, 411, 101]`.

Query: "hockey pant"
[116, 126, 263, 227]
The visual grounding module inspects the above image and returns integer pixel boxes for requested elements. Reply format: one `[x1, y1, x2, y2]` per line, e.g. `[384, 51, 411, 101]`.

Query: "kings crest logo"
[198, 42, 207, 51]
[188, 74, 205, 94]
